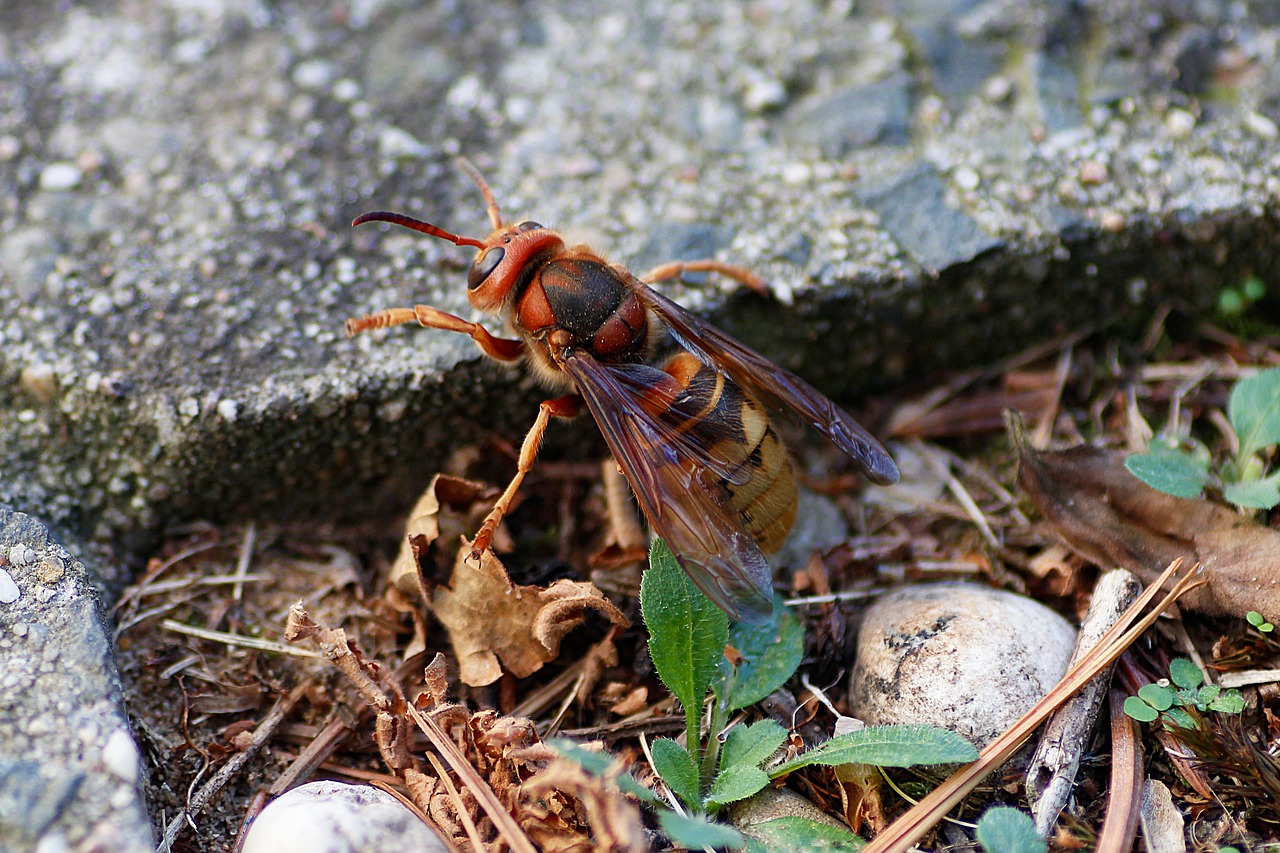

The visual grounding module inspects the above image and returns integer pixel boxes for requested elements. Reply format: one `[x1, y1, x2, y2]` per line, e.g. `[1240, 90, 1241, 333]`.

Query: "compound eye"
[516, 220, 543, 232]
[468, 246, 505, 290]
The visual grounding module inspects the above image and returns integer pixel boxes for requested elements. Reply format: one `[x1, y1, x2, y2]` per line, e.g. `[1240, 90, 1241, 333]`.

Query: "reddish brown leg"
[345, 304, 524, 362]
[470, 394, 584, 560]
[639, 259, 770, 297]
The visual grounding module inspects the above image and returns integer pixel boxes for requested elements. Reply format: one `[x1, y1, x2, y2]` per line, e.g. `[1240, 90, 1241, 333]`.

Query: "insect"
[347, 158, 899, 623]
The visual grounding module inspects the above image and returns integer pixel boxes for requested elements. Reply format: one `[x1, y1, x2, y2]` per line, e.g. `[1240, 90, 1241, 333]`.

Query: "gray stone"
[0, 508, 152, 853]
[858, 162, 1004, 275]
[783, 74, 914, 157]
[848, 583, 1077, 749]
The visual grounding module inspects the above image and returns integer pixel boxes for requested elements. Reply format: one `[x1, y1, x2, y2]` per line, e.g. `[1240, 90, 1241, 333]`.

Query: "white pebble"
[39, 162, 83, 191]
[0, 569, 18, 604]
[178, 397, 200, 418]
[292, 60, 336, 91]
[217, 399, 240, 422]
[1165, 108, 1196, 138]
[953, 166, 981, 190]
[1245, 110, 1279, 140]
[102, 729, 139, 783]
[242, 781, 448, 853]
[849, 583, 1076, 749]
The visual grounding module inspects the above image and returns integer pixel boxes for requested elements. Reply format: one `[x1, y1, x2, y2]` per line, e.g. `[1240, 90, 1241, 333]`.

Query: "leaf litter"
[115, 313, 1280, 851]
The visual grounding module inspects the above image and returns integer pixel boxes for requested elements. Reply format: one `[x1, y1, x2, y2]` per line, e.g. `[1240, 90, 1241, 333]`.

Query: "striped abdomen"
[661, 352, 798, 552]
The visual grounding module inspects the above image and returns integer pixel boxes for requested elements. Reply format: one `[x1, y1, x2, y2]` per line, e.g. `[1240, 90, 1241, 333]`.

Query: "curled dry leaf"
[431, 543, 629, 687]
[1013, 419, 1280, 616]
[522, 755, 648, 853]
[389, 474, 505, 596]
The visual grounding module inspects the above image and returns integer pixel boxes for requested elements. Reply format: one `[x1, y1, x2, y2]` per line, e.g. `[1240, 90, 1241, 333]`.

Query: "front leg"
[470, 394, 585, 560]
[346, 304, 524, 362]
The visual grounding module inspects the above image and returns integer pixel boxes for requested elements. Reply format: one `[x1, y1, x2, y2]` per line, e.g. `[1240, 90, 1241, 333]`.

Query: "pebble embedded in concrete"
[241, 781, 448, 853]
[848, 583, 1077, 749]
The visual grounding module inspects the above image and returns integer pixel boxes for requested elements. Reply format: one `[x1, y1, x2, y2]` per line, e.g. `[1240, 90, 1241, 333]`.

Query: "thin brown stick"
[1095, 686, 1144, 851]
[158, 684, 308, 853]
[405, 701, 539, 853]
[425, 751, 489, 853]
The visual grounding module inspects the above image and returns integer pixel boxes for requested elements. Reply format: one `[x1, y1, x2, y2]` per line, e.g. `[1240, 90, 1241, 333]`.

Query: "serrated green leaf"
[706, 763, 770, 809]
[1138, 683, 1174, 711]
[1223, 473, 1280, 510]
[1123, 696, 1159, 722]
[1209, 691, 1245, 715]
[657, 810, 745, 850]
[719, 600, 804, 711]
[1125, 443, 1211, 498]
[642, 540, 729, 733]
[547, 738, 657, 803]
[771, 724, 977, 776]
[745, 816, 865, 851]
[975, 806, 1046, 853]
[651, 737, 700, 810]
[1168, 658, 1203, 689]
[1194, 685, 1221, 709]
[1230, 368, 1280, 461]
[721, 720, 789, 772]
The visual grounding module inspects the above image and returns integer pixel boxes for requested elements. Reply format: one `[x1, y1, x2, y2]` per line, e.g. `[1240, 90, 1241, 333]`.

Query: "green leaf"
[1125, 441, 1211, 498]
[1247, 611, 1274, 632]
[1168, 658, 1203, 690]
[771, 725, 977, 776]
[975, 806, 1047, 853]
[706, 763, 770, 810]
[720, 601, 805, 711]
[1123, 696, 1159, 722]
[657, 810, 745, 850]
[1208, 691, 1245, 715]
[744, 816, 865, 851]
[1223, 472, 1280, 510]
[1163, 707, 1197, 730]
[642, 539, 729, 734]
[651, 738, 700, 810]
[1229, 367, 1280, 461]
[1137, 683, 1174, 711]
[721, 720, 789, 772]
[547, 738, 657, 803]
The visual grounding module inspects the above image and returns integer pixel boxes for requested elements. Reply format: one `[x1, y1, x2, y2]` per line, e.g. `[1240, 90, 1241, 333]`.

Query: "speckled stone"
[242, 781, 447, 853]
[849, 583, 1077, 749]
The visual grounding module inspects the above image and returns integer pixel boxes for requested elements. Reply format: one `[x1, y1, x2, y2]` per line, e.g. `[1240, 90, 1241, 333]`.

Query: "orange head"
[352, 158, 566, 313]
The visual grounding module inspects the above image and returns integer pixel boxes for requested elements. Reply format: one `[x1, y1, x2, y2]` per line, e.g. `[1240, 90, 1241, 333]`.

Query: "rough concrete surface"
[1, 1, 1278, 849]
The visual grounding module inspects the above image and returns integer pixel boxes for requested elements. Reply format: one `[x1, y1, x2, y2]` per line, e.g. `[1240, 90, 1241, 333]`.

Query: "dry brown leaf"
[430, 543, 629, 686]
[389, 474, 505, 596]
[522, 755, 648, 853]
[1013, 423, 1280, 616]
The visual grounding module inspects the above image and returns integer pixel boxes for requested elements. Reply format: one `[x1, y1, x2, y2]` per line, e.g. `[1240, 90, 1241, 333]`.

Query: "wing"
[635, 283, 900, 486]
[562, 352, 775, 623]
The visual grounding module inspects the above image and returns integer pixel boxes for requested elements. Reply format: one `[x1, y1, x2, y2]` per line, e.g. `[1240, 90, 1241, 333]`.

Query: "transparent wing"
[563, 352, 774, 623]
[636, 284, 900, 485]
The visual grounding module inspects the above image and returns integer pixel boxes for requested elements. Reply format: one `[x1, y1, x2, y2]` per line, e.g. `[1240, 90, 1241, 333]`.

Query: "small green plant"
[1216, 275, 1266, 318]
[558, 540, 979, 851]
[1126, 367, 1280, 509]
[975, 806, 1046, 853]
[1123, 658, 1245, 728]
[1247, 610, 1274, 633]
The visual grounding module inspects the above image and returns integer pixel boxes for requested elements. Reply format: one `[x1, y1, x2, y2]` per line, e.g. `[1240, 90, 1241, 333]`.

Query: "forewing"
[563, 352, 774, 623]
[636, 283, 900, 485]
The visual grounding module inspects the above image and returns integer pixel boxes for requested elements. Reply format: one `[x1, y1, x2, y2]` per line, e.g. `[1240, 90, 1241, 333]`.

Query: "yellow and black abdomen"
[661, 352, 798, 553]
